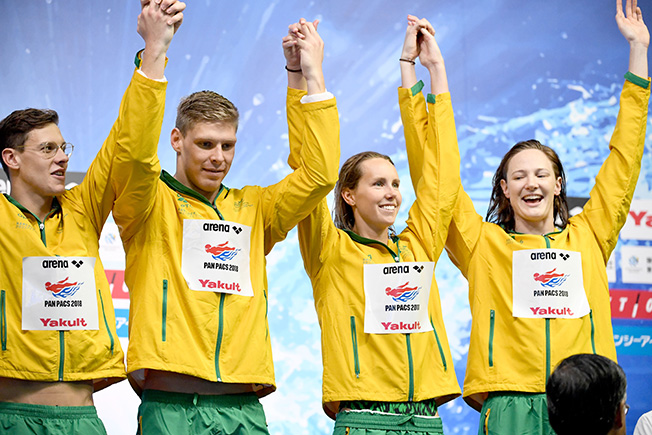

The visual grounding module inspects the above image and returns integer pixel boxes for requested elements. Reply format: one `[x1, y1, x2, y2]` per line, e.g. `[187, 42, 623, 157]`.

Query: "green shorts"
[137, 389, 269, 435]
[0, 401, 106, 434]
[478, 392, 555, 435]
[334, 400, 443, 435]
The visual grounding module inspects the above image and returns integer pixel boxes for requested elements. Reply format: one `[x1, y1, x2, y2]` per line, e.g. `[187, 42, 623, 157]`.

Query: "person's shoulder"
[635, 410, 652, 435]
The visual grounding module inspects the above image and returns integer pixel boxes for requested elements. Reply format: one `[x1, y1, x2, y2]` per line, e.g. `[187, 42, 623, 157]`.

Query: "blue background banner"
[2, 1, 651, 434]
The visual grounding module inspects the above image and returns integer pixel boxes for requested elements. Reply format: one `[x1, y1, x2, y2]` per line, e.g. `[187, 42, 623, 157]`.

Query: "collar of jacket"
[343, 228, 400, 262]
[159, 169, 230, 208]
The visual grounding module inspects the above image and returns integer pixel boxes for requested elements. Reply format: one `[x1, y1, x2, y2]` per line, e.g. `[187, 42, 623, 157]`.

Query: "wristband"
[399, 58, 416, 65]
[285, 65, 302, 73]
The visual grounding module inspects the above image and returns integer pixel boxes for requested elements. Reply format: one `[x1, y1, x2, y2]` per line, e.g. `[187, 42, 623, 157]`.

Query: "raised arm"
[138, 0, 185, 79]
[398, 15, 482, 274]
[262, 19, 339, 253]
[283, 20, 311, 170]
[402, 17, 459, 259]
[580, 0, 650, 259]
[400, 15, 449, 188]
[616, 0, 649, 78]
[109, 0, 185, 241]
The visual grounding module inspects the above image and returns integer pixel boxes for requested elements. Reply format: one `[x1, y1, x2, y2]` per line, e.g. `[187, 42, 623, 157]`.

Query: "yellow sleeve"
[399, 82, 428, 189]
[68, 70, 167, 238]
[445, 189, 483, 278]
[577, 79, 650, 260]
[262, 97, 340, 252]
[109, 70, 167, 241]
[404, 91, 460, 260]
[287, 87, 308, 170]
[398, 79, 483, 275]
[297, 198, 339, 278]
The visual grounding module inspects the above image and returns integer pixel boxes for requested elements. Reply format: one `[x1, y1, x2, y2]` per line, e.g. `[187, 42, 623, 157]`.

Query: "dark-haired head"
[486, 139, 568, 232]
[547, 354, 627, 435]
[0, 108, 59, 179]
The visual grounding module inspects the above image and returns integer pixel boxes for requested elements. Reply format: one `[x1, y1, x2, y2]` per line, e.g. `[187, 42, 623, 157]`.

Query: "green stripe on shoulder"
[624, 71, 651, 89]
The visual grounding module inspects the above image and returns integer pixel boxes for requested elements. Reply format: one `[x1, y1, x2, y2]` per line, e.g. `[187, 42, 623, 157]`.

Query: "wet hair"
[175, 90, 239, 135]
[547, 354, 627, 435]
[486, 139, 569, 231]
[0, 108, 59, 179]
[333, 151, 395, 231]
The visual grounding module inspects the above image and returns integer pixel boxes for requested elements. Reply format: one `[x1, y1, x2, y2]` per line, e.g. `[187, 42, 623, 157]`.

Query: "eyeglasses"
[17, 142, 74, 159]
[624, 403, 630, 415]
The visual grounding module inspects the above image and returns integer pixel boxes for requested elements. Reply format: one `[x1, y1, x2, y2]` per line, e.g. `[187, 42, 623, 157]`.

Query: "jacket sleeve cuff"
[410, 80, 425, 97]
[624, 71, 651, 89]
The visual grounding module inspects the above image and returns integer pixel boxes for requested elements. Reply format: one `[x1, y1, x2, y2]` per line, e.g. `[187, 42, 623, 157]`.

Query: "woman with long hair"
[283, 16, 460, 434]
[400, 1, 649, 433]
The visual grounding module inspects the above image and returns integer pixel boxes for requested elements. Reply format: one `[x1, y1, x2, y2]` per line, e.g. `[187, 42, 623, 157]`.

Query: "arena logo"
[205, 242, 240, 261]
[533, 268, 569, 288]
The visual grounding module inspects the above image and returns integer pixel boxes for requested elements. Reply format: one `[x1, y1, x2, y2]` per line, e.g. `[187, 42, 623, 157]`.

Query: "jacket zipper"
[162, 280, 168, 342]
[98, 289, 114, 356]
[406, 334, 414, 401]
[35, 211, 66, 381]
[544, 235, 552, 381]
[489, 309, 495, 367]
[430, 317, 448, 371]
[350, 316, 360, 378]
[1, 290, 6, 351]
[589, 309, 596, 354]
[215, 293, 226, 381]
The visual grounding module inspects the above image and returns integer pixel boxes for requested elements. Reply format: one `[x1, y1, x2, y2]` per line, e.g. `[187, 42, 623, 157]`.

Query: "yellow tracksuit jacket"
[112, 93, 339, 396]
[400, 76, 650, 410]
[0, 70, 166, 390]
[290, 87, 461, 419]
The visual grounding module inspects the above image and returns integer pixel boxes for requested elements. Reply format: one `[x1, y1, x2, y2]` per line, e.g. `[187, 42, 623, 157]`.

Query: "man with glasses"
[0, 1, 184, 433]
[547, 354, 629, 435]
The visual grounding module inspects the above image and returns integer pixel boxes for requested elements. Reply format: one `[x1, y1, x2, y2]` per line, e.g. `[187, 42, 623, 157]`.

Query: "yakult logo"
[205, 242, 240, 261]
[45, 277, 83, 299]
[385, 282, 420, 303]
[533, 268, 569, 288]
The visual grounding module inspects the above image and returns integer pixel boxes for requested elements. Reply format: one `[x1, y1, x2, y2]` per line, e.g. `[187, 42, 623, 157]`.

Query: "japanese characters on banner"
[609, 199, 652, 356]
[567, 197, 652, 357]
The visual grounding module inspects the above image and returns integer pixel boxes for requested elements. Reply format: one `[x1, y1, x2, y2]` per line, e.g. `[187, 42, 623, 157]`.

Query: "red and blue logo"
[205, 242, 240, 261]
[385, 282, 420, 302]
[45, 277, 82, 299]
[533, 268, 569, 288]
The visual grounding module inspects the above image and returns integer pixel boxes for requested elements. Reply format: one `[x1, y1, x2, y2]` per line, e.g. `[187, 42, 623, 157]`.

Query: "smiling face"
[3, 123, 69, 199]
[171, 121, 237, 203]
[500, 148, 562, 234]
[342, 157, 402, 243]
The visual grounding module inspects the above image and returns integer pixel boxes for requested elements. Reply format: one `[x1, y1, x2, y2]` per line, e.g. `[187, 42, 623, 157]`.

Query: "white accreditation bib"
[363, 262, 434, 334]
[181, 219, 253, 296]
[512, 249, 589, 319]
[22, 257, 99, 331]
